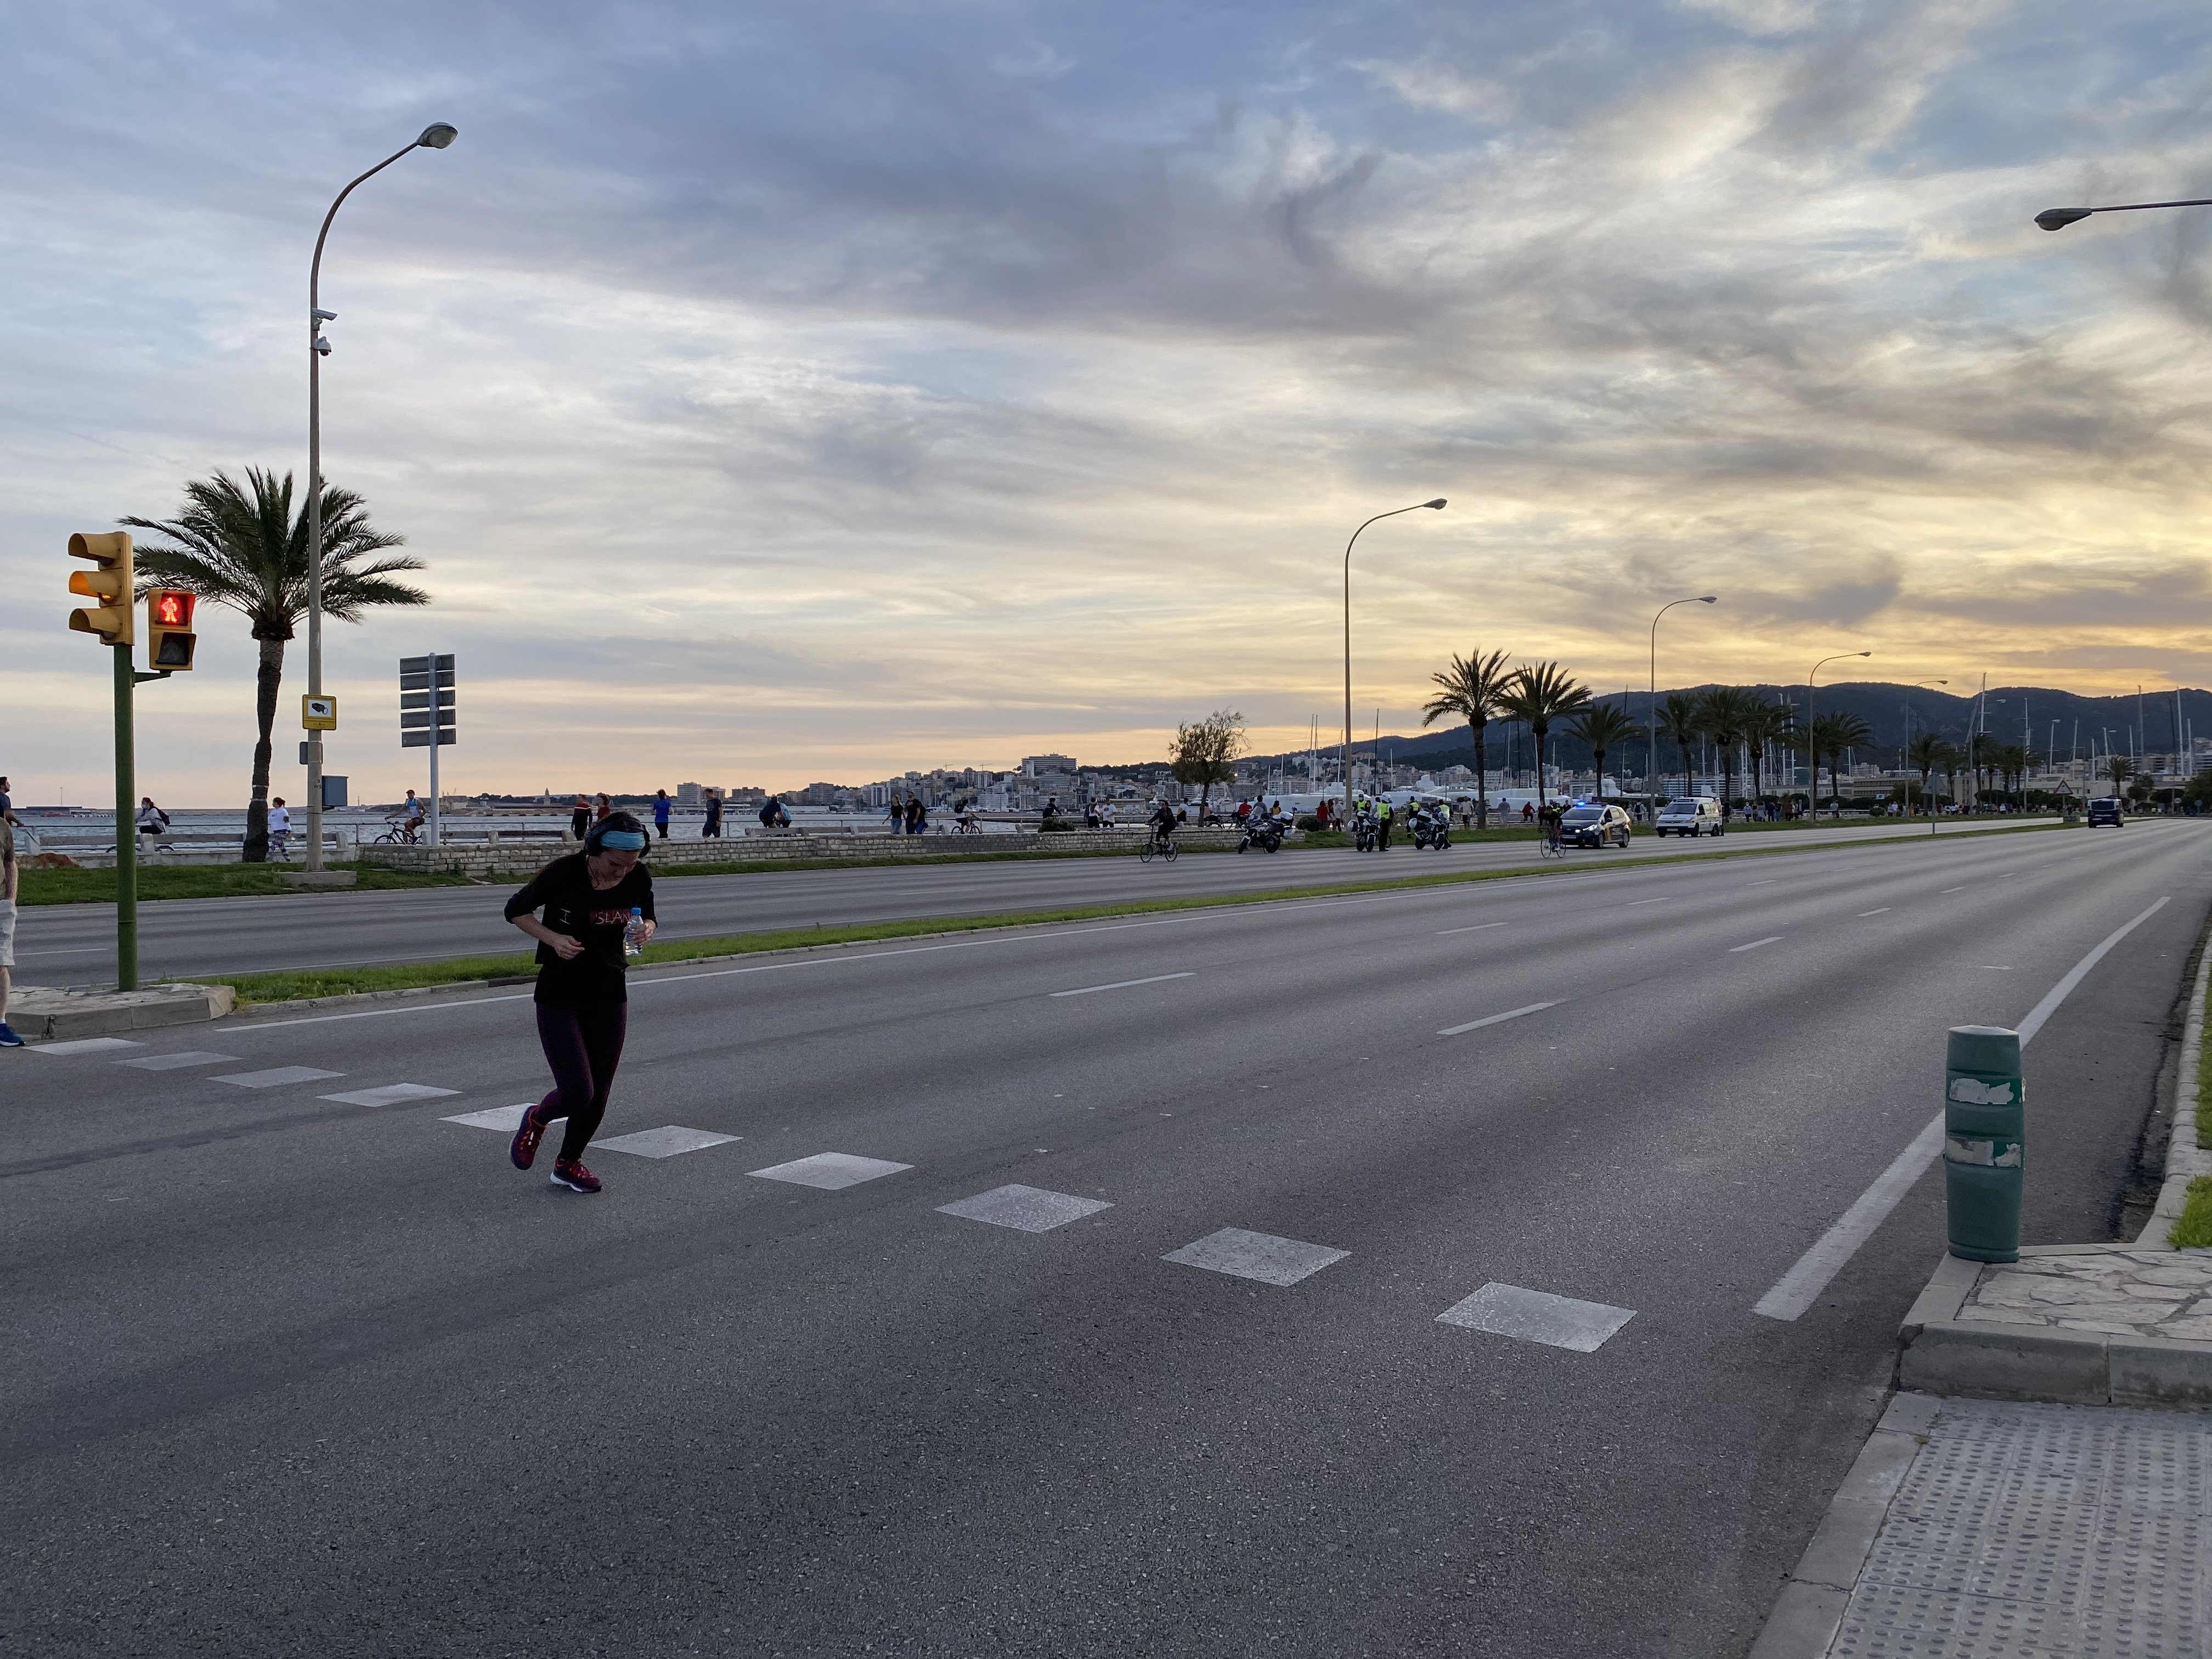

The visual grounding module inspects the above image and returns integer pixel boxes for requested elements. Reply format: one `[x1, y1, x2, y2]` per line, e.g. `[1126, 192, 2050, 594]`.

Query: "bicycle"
[374, 820, 423, 846]
[1537, 823, 1565, 860]
[1138, 830, 1179, 864]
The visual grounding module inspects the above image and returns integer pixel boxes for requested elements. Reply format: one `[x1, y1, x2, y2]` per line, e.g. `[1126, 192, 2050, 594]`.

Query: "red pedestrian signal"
[147, 588, 198, 670]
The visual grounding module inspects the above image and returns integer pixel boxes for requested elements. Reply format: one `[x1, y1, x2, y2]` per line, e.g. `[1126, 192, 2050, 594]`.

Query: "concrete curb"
[1897, 1307, 2212, 1409]
[1745, 1392, 1939, 1659]
[2145, 930, 2212, 1245]
[11, 981, 235, 1041]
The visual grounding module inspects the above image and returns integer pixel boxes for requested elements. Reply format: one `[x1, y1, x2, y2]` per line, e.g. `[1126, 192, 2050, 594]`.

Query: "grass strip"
[18, 862, 477, 906]
[2169, 1177, 2212, 1250]
[206, 816, 2070, 1007]
[2199, 949, 2212, 1152]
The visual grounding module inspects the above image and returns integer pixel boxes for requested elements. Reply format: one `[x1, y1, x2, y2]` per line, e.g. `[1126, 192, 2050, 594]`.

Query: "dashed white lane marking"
[1940, 885, 1966, 893]
[1754, 895, 2172, 1322]
[748, 1152, 912, 1190]
[1729, 936, 1784, 952]
[1626, 898, 1670, 907]
[1436, 922, 1507, 936]
[938, 1184, 1112, 1232]
[212, 1066, 343, 1088]
[1438, 1001, 1559, 1037]
[444, 1104, 555, 1132]
[116, 1051, 238, 1071]
[1857, 909, 1891, 917]
[1438, 1283, 1637, 1353]
[596, 1126, 740, 1158]
[1745, 880, 1779, 887]
[35, 1037, 144, 1057]
[319, 1083, 461, 1108]
[1163, 1227, 1348, 1286]
[1049, 972, 1195, 998]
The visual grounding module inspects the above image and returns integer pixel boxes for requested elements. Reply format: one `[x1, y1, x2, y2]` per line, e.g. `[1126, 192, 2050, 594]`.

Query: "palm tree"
[1565, 702, 1639, 803]
[2104, 753, 2133, 795]
[1697, 687, 1760, 815]
[1745, 700, 1795, 809]
[1807, 711, 1874, 817]
[1908, 732, 1949, 817]
[125, 468, 427, 861]
[1941, 744, 1964, 812]
[1655, 692, 1703, 800]
[1498, 662, 1592, 806]
[1422, 648, 1514, 828]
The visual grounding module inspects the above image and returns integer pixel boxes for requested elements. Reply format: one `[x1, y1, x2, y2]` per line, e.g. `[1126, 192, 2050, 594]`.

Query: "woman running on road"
[504, 811, 656, 1193]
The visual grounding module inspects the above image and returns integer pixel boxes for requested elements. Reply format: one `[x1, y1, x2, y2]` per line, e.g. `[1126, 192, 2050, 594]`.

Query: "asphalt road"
[5, 819, 2203, 1657]
[20, 815, 2057, 984]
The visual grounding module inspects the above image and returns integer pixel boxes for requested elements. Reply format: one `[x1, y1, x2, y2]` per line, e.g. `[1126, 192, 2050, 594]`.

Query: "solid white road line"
[1730, 936, 1784, 953]
[1438, 1001, 1559, 1037]
[1436, 922, 1508, 935]
[1753, 895, 2172, 1322]
[1050, 972, 1195, 998]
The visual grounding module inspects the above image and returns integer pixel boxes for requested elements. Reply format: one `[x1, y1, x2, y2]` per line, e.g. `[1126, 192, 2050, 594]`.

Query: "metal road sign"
[302, 694, 338, 731]
[399, 653, 455, 749]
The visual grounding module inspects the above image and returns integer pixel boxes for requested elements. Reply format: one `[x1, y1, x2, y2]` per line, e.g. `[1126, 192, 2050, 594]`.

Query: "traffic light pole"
[112, 641, 137, 992]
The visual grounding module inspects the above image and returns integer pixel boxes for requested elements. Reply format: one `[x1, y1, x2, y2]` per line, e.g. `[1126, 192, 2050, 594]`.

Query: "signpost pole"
[427, 646, 441, 850]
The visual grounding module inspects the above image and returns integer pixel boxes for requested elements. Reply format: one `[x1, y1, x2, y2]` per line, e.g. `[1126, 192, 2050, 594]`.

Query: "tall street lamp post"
[303, 122, 458, 872]
[1647, 595, 1717, 809]
[1805, 650, 1871, 815]
[1341, 499, 1447, 829]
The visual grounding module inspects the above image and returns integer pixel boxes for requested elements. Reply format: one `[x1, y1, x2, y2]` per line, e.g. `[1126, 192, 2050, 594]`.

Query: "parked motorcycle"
[1410, 808, 1451, 850]
[1238, 817, 1286, 854]
[1352, 809, 1380, 852]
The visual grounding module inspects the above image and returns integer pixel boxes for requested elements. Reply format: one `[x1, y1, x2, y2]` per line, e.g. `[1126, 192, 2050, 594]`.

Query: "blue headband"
[594, 830, 647, 851]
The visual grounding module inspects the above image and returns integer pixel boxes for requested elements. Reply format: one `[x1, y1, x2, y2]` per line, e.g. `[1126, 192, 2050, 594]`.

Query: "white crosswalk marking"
[319, 1084, 460, 1108]
[116, 1052, 238, 1070]
[443, 1104, 556, 1132]
[1438, 1283, 1635, 1352]
[1163, 1227, 1347, 1286]
[35, 1037, 145, 1056]
[212, 1066, 343, 1088]
[937, 1184, 1111, 1232]
[748, 1152, 912, 1190]
[595, 1126, 740, 1158]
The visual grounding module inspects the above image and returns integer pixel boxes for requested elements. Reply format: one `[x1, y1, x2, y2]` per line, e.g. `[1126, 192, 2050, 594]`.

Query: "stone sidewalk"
[1962, 1248, 2212, 1343]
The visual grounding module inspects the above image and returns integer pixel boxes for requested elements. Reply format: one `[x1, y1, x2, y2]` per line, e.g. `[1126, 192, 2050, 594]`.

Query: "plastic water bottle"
[623, 907, 646, 958]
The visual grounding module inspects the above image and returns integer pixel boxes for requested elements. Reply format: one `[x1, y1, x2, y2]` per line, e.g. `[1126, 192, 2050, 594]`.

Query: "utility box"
[321, 775, 348, 810]
[1944, 1024, 2023, 1263]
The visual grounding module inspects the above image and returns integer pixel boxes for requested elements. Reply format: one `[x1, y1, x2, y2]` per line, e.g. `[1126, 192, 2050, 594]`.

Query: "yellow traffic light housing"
[67, 531, 134, 646]
[146, 588, 198, 670]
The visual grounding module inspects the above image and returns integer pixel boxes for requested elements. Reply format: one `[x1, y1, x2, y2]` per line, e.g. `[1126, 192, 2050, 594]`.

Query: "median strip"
[196, 819, 2074, 1007]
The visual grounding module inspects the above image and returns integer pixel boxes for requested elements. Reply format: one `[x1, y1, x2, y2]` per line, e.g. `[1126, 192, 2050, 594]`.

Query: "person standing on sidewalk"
[569, 793, 590, 841]
[652, 789, 672, 840]
[503, 812, 656, 1194]
[702, 790, 723, 839]
[0, 814, 21, 1047]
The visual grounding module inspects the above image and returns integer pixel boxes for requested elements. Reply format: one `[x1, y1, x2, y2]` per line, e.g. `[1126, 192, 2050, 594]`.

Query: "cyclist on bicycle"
[1541, 800, 1565, 853]
[1149, 799, 1178, 852]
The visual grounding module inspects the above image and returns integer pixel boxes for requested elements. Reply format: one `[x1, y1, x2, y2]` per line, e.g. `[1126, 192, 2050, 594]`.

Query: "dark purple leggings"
[533, 1001, 628, 1163]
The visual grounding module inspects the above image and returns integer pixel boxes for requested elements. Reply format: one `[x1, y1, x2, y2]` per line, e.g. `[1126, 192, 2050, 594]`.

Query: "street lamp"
[1805, 650, 1871, 816]
[1647, 595, 1717, 809]
[303, 122, 459, 872]
[1342, 499, 1447, 828]
[2035, 198, 2212, 232]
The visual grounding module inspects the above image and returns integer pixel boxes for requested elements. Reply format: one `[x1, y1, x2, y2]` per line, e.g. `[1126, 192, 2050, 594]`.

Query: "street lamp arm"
[310, 140, 428, 311]
[1342, 499, 1447, 823]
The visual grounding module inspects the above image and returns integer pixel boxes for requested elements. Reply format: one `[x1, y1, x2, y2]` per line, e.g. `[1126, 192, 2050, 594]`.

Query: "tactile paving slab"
[1831, 1398, 2209, 1658]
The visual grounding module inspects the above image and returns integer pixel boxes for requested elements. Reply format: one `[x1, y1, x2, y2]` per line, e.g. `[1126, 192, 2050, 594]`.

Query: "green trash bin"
[1945, 1024, 2023, 1263]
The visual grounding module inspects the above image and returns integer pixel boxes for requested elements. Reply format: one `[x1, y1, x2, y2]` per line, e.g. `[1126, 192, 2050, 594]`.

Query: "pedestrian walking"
[569, 793, 590, 840]
[268, 797, 291, 860]
[886, 791, 905, 834]
[0, 812, 20, 1047]
[503, 811, 657, 1195]
[653, 788, 672, 839]
[0, 775, 15, 827]
[702, 790, 723, 839]
[594, 793, 613, 822]
[905, 796, 923, 835]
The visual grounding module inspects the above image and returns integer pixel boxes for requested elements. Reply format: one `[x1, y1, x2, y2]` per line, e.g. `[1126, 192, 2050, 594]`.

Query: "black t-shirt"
[504, 853, 656, 1007]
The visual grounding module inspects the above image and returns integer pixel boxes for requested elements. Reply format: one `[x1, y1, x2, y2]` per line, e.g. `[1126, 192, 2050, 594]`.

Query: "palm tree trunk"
[1594, 746, 1606, 803]
[244, 635, 284, 862]
[1468, 716, 1487, 828]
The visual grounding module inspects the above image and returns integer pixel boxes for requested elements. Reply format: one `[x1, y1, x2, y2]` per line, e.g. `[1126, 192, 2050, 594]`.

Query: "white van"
[1654, 797, 1725, 837]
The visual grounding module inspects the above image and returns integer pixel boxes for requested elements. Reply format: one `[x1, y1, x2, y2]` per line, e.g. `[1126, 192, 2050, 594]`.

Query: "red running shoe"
[510, 1105, 549, 1170]
[550, 1159, 601, 1194]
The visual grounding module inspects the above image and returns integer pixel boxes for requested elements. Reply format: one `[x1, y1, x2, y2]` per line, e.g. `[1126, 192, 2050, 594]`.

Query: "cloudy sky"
[8, 0, 2212, 805]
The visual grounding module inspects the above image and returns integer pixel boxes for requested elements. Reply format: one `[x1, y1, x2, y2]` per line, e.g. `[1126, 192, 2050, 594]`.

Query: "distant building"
[676, 781, 703, 806]
[1022, 754, 1076, 777]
